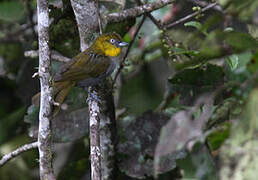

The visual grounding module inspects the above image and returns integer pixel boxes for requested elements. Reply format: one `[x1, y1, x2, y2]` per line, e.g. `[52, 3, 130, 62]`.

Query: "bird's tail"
[31, 81, 76, 116]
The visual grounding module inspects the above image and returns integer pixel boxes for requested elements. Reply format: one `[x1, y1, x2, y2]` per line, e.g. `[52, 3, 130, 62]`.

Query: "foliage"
[0, 0, 258, 179]
[0, 1, 25, 22]
[219, 89, 258, 180]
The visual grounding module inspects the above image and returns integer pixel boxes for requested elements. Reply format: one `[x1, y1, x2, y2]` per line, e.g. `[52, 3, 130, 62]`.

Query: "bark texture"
[70, 1, 118, 179]
[88, 87, 102, 180]
[70, 0, 98, 51]
[0, 142, 38, 167]
[70, 1, 102, 180]
[98, 82, 117, 180]
[105, 0, 174, 23]
[37, 0, 55, 179]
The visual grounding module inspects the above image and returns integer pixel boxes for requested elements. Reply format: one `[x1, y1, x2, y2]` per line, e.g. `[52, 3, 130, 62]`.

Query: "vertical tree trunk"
[70, 1, 117, 179]
[37, 0, 55, 179]
[98, 81, 117, 180]
[88, 87, 102, 180]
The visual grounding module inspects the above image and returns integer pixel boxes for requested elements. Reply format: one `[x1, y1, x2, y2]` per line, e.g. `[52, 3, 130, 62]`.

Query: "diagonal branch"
[105, 0, 174, 23]
[25, 50, 71, 62]
[0, 142, 38, 167]
[164, 2, 218, 29]
[187, 0, 222, 12]
[112, 15, 146, 85]
[134, 0, 180, 60]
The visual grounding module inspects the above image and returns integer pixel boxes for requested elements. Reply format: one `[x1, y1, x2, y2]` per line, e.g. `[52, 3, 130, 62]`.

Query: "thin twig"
[135, 0, 180, 61]
[146, 9, 175, 49]
[0, 142, 38, 167]
[164, 2, 218, 29]
[187, 0, 223, 12]
[32, 72, 39, 78]
[136, 1, 219, 111]
[25, 50, 71, 62]
[112, 15, 146, 86]
[105, 0, 174, 23]
[143, 1, 218, 62]
[135, 0, 163, 29]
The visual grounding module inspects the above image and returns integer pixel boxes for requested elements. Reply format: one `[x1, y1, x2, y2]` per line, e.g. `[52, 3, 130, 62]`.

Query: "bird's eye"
[109, 38, 116, 44]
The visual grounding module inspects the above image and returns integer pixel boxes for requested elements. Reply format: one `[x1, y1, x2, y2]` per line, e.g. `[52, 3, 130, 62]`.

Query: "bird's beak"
[117, 41, 129, 47]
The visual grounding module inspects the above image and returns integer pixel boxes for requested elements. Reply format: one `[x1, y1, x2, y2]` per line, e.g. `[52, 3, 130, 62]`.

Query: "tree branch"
[25, 50, 71, 62]
[135, 0, 181, 61]
[187, 0, 223, 12]
[37, 0, 55, 178]
[0, 142, 38, 167]
[105, 0, 174, 23]
[113, 15, 146, 85]
[164, 2, 218, 29]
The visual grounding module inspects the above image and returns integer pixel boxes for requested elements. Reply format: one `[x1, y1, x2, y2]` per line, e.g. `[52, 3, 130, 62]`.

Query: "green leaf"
[176, 31, 258, 70]
[227, 54, 239, 70]
[0, 1, 25, 21]
[184, 21, 208, 36]
[225, 32, 258, 51]
[168, 64, 224, 105]
[169, 64, 224, 86]
[184, 21, 202, 30]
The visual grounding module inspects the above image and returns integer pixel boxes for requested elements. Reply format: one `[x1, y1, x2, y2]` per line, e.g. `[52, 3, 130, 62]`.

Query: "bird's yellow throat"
[104, 47, 121, 57]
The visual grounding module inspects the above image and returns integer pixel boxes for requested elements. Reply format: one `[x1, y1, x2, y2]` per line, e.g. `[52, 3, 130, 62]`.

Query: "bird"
[32, 32, 128, 115]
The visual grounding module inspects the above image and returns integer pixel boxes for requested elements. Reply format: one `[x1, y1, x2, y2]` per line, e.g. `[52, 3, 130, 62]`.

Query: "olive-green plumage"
[32, 32, 128, 115]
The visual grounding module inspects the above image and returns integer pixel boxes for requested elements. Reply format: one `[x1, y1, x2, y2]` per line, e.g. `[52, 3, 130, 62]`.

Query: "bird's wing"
[53, 51, 111, 82]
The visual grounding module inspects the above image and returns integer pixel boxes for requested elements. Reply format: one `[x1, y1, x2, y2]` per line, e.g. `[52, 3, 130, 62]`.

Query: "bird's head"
[92, 32, 128, 57]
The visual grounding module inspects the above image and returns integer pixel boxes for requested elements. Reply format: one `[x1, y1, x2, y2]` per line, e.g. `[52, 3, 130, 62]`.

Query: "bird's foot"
[86, 91, 101, 104]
